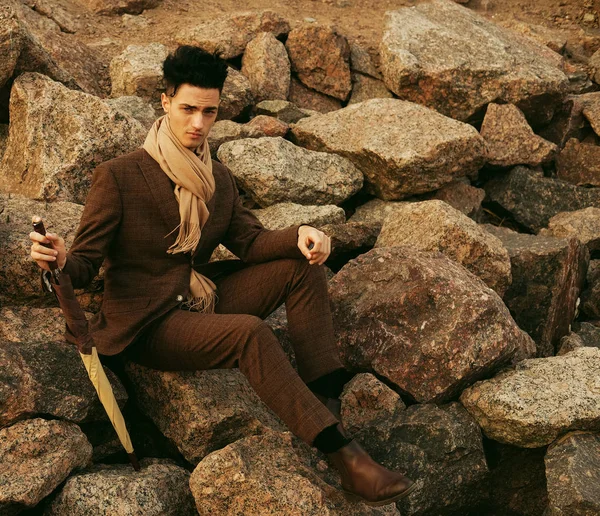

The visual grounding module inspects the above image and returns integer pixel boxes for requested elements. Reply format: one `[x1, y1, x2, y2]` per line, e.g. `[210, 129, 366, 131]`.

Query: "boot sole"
[342, 481, 419, 507]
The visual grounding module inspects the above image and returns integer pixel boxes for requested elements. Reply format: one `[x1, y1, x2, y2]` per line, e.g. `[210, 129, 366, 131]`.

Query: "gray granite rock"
[218, 67, 255, 121]
[460, 348, 600, 447]
[329, 247, 533, 403]
[252, 202, 346, 230]
[217, 137, 363, 207]
[255, 99, 317, 124]
[348, 198, 407, 226]
[348, 73, 394, 105]
[0, 418, 92, 514]
[291, 98, 486, 200]
[105, 95, 157, 130]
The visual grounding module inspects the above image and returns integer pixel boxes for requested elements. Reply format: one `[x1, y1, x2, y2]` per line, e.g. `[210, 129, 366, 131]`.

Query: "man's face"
[160, 84, 220, 150]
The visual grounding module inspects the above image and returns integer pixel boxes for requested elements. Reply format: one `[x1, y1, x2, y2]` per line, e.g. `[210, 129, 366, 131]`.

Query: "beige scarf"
[143, 115, 217, 312]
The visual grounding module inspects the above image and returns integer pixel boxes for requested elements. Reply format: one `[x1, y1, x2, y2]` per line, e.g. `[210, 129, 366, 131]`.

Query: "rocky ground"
[2, 0, 600, 514]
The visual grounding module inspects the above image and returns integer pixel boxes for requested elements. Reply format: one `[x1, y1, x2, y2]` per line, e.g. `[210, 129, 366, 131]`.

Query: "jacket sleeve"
[220, 167, 308, 263]
[59, 163, 123, 289]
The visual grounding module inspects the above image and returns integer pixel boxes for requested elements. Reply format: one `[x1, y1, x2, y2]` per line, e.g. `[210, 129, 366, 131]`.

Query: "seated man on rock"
[29, 45, 417, 506]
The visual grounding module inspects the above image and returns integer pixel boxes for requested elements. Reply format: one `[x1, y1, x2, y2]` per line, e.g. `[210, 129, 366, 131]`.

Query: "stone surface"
[580, 91, 600, 138]
[109, 43, 168, 112]
[375, 200, 512, 296]
[556, 138, 600, 187]
[46, 458, 196, 516]
[291, 98, 486, 200]
[255, 99, 317, 124]
[460, 347, 600, 447]
[499, 20, 568, 54]
[545, 432, 600, 516]
[0, 194, 104, 310]
[77, 0, 160, 15]
[252, 202, 346, 230]
[217, 137, 363, 207]
[208, 120, 262, 157]
[0, 308, 127, 428]
[349, 41, 380, 78]
[124, 362, 285, 464]
[0, 73, 146, 204]
[539, 96, 589, 148]
[557, 333, 585, 356]
[177, 10, 290, 60]
[0, 418, 92, 514]
[0, 124, 7, 160]
[348, 73, 394, 105]
[286, 24, 351, 101]
[485, 225, 588, 358]
[246, 114, 289, 136]
[573, 322, 600, 349]
[348, 198, 407, 226]
[189, 430, 399, 516]
[287, 77, 343, 113]
[480, 103, 557, 167]
[484, 166, 600, 232]
[431, 181, 485, 218]
[380, 0, 568, 123]
[105, 95, 157, 129]
[319, 222, 381, 269]
[582, 260, 600, 319]
[329, 247, 532, 403]
[542, 207, 600, 251]
[218, 67, 254, 121]
[340, 373, 405, 435]
[241, 32, 290, 103]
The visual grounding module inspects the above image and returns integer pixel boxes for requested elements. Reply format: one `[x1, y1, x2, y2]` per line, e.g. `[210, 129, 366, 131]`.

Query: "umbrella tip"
[32, 215, 42, 223]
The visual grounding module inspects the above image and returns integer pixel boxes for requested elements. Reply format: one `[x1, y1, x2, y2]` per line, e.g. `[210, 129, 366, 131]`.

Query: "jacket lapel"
[138, 149, 181, 249]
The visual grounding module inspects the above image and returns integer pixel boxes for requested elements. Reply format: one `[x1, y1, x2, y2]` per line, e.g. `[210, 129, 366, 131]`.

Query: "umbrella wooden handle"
[32, 217, 59, 272]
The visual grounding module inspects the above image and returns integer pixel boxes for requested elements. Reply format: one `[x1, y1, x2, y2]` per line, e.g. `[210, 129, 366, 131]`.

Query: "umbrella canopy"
[33, 217, 139, 471]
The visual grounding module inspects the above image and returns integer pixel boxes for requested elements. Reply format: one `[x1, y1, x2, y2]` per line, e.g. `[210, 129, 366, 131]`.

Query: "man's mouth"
[188, 132, 202, 138]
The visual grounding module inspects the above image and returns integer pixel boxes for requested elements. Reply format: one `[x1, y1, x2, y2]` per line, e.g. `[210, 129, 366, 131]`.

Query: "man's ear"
[160, 92, 170, 114]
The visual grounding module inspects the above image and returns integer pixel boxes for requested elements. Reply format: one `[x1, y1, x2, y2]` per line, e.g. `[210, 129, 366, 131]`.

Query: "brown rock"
[557, 332, 585, 356]
[580, 92, 600, 137]
[340, 373, 405, 435]
[177, 10, 290, 60]
[498, 20, 568, 54]
[431, 181, 485, 219]
[0, 123, 7, 160]
[189, 430, 399, 515]
[246, 114, 289, 136]
[0, 73, 146, 204]
[255, 99, 317, 124]
[556, 138, 600, 186]
[329, 247, 532, 403]
[0, 194, 103, 310]
[286, 24, 352, 101]
[109, 43, 168, 112]
[288, 77, 342, 113]
[0, 5, 23, 89]
[380, 0, 568, 123]
[124, 362, 285, 464]
[207, 120, 262, 157]
[217, 67, 254, 121]
[0, 418, 92, 514]
[538, 96, 589, 148]
[319, 221, 380, 268]
[582, 260, 600, 319]
[77, 0, 160, 14]
[252, 203, 346, 230]
[30, 0, 84, 34]
[480, 103, 557, 167]
[375, 200, 511, 296]
[105, 95, 157, 129]
[348, 198, 407, 226]
[542, 207, 600, 251]
[241, 32, 290, 102]
[485, 225, 588, 358]
[291, 98, 486, 200]
[349, 40, 380, 78]
[348, 73, 394, 105]
[46, 458, 196, 516]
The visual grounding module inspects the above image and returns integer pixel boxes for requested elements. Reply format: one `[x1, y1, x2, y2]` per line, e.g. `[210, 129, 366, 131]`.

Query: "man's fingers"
[31, 250, 56, 261]
[29, 231, 51, 244]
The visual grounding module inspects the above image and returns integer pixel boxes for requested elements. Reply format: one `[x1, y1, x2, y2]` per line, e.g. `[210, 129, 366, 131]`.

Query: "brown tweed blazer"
[60, 148, 305, 356]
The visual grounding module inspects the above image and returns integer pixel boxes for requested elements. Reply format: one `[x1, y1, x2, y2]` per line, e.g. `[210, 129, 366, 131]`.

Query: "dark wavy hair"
[163, 45, 229, 96]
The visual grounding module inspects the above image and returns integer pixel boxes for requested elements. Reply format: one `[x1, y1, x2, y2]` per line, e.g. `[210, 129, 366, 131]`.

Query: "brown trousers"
[126, 258, 341, 445]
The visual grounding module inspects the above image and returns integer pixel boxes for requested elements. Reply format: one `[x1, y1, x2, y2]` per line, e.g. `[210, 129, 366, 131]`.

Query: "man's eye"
[184, 107, 193, 112]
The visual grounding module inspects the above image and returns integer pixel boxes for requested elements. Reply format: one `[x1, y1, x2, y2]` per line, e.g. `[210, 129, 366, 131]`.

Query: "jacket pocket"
[102, 297, 151, 314]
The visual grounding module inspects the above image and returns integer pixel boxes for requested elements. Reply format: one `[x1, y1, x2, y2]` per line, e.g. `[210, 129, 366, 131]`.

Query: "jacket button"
[176, 295, 183, 302]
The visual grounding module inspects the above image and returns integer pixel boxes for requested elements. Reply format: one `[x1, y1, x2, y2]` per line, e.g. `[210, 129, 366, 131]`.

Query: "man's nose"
[191, 113, 204, 130]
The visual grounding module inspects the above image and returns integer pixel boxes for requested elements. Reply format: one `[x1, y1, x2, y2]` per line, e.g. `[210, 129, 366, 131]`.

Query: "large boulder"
[0, 418, 92, 514]
[484, 166, 600, 232]
[348, 198, 407, 226]
[329, 247, 533, 403]
[176, 10, 290, 60]
[485, 225, 588, 357]
[189, 430, 399, 515]
[544, 432, 600, 516]
[541, 207, 600, 252]
[252, 202, 346, 230]
[0, 307, 127, 428]
[105, 95, 157, 130]
[431, 181, 485, 219]
[287, 77, 342, 113]
[208, 118, 287, 157]
[375, 200, 512, 296]
[0, 194, 103, 310]
[348, 73, 394, 105]
[241, 32, 290, 103]
[76, 0, 160, 15]
[124, 362, 285, 465]
[217, 137, 363, 207]
[285, 24, 352, 101]
[380, 0, 568, 123]
[217, 67, 254, 121]
[46, 458, 196, 516]
[109, 43, 168, 112]
[319, 222, 381, 269]
[556, 138, 600, 187]
[480, 103, 557, 167]
[254, 99, 317, 124]
[460, 347, 600, 447]
[291, 98, 486, 200]
[0, 73, 146, 204]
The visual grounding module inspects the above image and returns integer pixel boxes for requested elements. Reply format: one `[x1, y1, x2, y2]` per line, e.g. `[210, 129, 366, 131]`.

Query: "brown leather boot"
[327, 440, 417, 507]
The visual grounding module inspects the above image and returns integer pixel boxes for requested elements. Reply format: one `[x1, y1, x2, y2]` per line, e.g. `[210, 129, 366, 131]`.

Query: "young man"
[30, 46, 416, 505]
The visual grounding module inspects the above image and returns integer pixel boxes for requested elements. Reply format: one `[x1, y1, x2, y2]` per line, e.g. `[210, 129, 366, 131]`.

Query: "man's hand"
[29, 229, 67, 271]
[297, 225, 331, 265]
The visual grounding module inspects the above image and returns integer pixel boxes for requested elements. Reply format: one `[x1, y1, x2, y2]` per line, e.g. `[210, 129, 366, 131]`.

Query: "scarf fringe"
[183, 290, 218, 313]
[167, 222, 201, 255]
